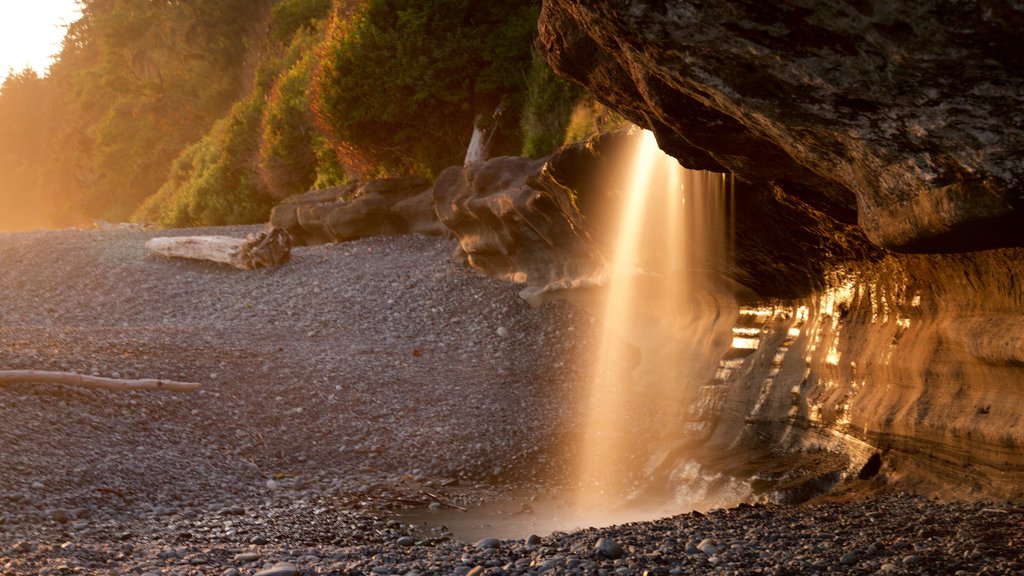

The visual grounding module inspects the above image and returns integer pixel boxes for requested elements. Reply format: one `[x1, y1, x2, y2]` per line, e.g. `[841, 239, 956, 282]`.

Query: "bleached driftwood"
[0, 370, 200, 392]
[145, 227, 292, 270]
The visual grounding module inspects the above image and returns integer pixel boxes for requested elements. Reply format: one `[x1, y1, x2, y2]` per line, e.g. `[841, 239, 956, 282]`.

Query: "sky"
[0, 1, 82, 76]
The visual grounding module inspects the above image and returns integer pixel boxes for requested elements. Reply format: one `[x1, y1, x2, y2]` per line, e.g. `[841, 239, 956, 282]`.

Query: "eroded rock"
[432, 152, 608, 304]
[539, 0, 1024, 252]
[269, 176, 443, 245]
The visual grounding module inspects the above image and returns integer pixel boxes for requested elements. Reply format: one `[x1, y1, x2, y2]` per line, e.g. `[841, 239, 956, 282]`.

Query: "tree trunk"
[0, 370, 200, 392]
[145, 227, 292, 270]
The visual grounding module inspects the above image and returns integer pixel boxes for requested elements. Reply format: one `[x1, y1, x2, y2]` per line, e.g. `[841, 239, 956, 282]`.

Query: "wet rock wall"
[697, 250, 1024, 500]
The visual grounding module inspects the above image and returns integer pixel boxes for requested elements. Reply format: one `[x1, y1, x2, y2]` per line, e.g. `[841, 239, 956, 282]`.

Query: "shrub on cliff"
[310, 0, 539, 178]
[269, 0, 333, 44]
[259, 49, 322, 198]
[133, 93, 275, 227]
[519, 48, 584, 158]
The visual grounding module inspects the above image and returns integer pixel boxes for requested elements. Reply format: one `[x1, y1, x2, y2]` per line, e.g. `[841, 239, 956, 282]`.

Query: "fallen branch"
[419, 489, 468, 511]
[145, 227, 292, 270]
[0, 370, 200, 392]
[96, 486, 134, 505]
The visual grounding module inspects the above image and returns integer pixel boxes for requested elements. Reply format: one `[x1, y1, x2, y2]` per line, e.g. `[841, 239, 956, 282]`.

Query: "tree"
[0, 70, 57, 230]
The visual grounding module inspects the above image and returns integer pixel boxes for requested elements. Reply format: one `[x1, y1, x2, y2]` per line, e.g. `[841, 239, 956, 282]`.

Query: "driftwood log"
[0, 370, 200, 392]
[145, 227, 292, 270]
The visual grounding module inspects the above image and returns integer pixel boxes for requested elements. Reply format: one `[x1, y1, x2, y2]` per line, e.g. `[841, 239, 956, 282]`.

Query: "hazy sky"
[0, 1, 82, 76]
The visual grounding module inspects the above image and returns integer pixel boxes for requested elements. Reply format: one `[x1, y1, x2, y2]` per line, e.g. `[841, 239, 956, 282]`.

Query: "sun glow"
[0, 2, 81, 77]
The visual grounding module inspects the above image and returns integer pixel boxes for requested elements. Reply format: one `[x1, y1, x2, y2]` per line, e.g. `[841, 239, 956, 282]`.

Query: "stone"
[234, 552, 260, 563]
[595, 537, 624, 559]
[50, 509, 71, 523]
[254, 562, 298, 576]
[475, 537, 500, 550]
[698, 539, 719, 556]
[396, 536, 416, 547]
[840, 551, 858, 566]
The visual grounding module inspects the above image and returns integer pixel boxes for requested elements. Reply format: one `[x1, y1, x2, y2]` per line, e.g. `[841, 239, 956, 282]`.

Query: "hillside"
[0, 0, 599, 232]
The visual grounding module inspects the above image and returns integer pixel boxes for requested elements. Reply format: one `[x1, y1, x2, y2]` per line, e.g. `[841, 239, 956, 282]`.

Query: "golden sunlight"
[0, 1, 81, 76]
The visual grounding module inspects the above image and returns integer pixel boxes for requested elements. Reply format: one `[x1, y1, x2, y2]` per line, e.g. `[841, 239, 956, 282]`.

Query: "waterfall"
[464, 122, 487, 165]
[572, 129, 735, 513]
[464, 104, 504, 165]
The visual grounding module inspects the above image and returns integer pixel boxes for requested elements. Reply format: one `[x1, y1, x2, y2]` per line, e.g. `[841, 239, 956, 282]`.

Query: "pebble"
[234, 552, 260, 563]
[254, 562, 298, 576]
[2, 231, 1023, 576]
[698, 538, 718, 555]
[475, 537, 500, 550]
[595, 537, 624, 559]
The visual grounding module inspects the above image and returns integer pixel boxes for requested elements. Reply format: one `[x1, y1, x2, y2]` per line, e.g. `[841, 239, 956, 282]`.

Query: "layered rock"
[521, 0, 1024, 499]
[538, 0, 1024, 252]
[269, 176, 443, 245]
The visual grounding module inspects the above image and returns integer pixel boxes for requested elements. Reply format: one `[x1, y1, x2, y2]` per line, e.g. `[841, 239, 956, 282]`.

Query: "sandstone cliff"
[529, 0, 1024, 500]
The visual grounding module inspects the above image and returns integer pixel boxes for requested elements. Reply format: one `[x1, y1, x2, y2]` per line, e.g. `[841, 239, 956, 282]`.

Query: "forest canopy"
[0, 0, 602, 231]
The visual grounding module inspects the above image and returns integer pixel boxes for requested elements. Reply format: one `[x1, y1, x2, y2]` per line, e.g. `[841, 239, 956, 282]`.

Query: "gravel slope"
[1, 226, 1021, 575]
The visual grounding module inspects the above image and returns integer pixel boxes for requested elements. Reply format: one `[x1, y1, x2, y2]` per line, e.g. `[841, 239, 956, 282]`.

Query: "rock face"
[538, 0, 1023, 253]
[436, 130, 879, 302]
[269, 176, 444, 245]
[513, 0, 1024, 499]
[686, 249, 1024, 500]
[433, 135, 636, 303]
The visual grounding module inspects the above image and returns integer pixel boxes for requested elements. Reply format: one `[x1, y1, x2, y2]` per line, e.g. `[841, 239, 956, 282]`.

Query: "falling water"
[572, 129, 734, 515]
[463, 123, 487, 165]
[402, 130, 739, 540]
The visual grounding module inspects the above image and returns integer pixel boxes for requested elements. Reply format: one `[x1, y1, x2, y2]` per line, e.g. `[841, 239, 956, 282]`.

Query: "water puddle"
[398, 489, 698, 542]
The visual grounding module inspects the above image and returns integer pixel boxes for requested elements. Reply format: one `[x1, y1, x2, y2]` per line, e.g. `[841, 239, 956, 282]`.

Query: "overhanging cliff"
[523, 0, 1024, 499]
[538, 0, 1023, 253]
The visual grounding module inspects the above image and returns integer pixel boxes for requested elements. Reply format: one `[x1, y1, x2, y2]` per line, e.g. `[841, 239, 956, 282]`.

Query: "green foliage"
[69, 0, 274, 221]
[269, 0, 333, 44]
[563, 98, 631, 145]
[311, 0, 540, 178]
[311, 134, 347, 189]
[133, 93, 275, 228]
[0, 0, 551, 230]
[258, 49, 320, 198]
[137, 0, 341, 225]
[519, 49, 584, 158]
